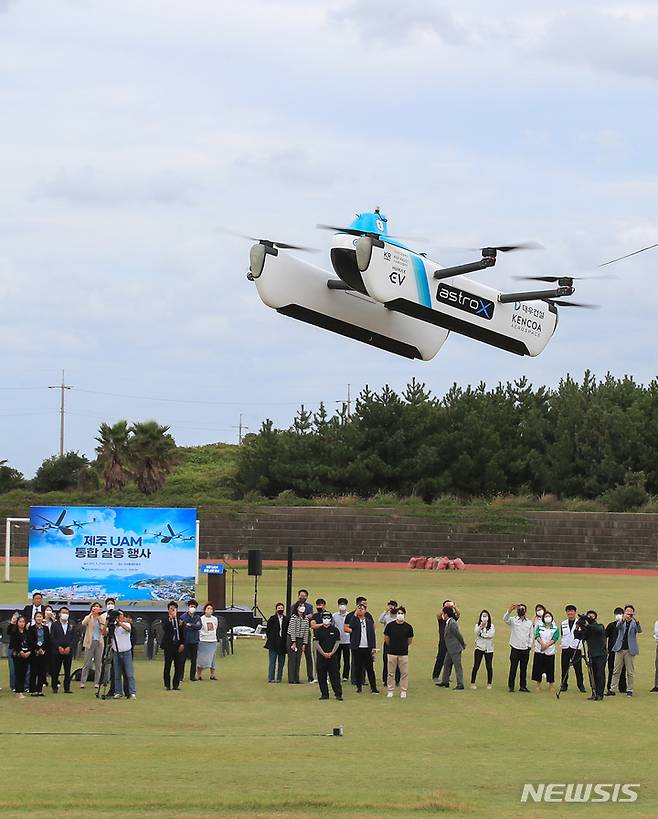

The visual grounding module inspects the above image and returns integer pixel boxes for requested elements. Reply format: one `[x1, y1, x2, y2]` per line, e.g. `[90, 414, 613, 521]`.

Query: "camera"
[105, 608, 120, 628]
[573, 613, 591, 638]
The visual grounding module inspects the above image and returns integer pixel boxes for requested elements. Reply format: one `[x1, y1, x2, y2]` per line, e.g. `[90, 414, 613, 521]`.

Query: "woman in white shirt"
[470, 610, 495, 689]
[196, 603, 218, 681]
[532, 610, 560, 692]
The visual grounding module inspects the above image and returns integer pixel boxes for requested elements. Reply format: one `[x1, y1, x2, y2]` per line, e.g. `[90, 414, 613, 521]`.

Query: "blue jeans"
[268, 649, 285, 681]
[113, 650, 136, 696]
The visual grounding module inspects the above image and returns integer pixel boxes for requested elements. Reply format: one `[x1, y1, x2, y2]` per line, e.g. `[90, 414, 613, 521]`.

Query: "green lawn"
[1, 565, 657, 818]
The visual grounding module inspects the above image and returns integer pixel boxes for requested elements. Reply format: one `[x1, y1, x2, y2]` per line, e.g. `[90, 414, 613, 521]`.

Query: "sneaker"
[336, 696, 343, 701]
[471, 684, 477, 690]
[650, 687, 658, 693]
[79, 684, 85, 689]
[386, 691, 394, 698]
[17, 693, 25, 699]
[519, 687, 530, 693]
[113, 694, 122, 699]
[268, 680, 276, 683]
[309, 679, 317, 684]
[371, 689, 380, 694]
[129, 694, 136, 699]
[605, 691, 616, 697]
[318, 695, 329, 700]
[453, 685, 465, 690]
[487, 684, 493, 690]
[400, 691, 407, 699]
[626, 691, 634, 697]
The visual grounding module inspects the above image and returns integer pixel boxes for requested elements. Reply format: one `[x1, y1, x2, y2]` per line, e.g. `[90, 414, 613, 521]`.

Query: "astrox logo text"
[436, 283, 495, 320]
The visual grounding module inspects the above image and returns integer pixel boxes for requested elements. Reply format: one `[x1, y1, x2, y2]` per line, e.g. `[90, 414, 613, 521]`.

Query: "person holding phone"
[471, 610, 495, 689]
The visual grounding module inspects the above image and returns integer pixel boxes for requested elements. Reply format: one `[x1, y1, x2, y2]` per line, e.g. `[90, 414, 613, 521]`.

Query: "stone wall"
[6, 508, 658, 569]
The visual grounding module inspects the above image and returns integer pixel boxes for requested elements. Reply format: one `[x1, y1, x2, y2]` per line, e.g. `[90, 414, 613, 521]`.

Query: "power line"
[74, 388, 321, 406]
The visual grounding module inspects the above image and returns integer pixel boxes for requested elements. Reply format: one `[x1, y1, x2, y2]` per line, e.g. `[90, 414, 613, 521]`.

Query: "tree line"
[1, 420, 177, 495]
[234, 373, 658, 509]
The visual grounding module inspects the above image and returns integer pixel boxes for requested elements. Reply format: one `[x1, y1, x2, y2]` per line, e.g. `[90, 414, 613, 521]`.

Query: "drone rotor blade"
[316, 223, 366, 237]
[547, 300, 601, 310]
[217, 226, 318, 252]
[599, 242, 658, 267]
[512, 274, 618, 283]
[167, 523, 175, 536]
[467, 241, 544, 253]
[56, 510, 66, 526]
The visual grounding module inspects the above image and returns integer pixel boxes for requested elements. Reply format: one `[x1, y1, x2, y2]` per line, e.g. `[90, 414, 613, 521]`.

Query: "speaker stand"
[251, 573, 266, 620]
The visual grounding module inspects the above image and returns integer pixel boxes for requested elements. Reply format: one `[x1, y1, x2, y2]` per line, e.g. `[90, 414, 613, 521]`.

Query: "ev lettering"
[436, 284, 495, 321]
[390, 271, 406, 286]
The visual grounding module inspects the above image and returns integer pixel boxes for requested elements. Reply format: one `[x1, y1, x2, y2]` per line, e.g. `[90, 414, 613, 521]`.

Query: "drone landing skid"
[385, 298, 531, 357]
[252, 249, 448, 361]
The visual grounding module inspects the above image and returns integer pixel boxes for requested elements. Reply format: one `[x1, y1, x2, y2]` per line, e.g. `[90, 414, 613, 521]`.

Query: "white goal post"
[4, 517, 28, 582]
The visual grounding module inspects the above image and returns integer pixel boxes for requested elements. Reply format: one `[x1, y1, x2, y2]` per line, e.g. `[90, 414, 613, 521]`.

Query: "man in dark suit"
[161, 601, 186, 690]
[264, 603, 289, 682]
[344, 601, 379, 694]
[23, 592, 46, 625]
[51, 606, 75, 693]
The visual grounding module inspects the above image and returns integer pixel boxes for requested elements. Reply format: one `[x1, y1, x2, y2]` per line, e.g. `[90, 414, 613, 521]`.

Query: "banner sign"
[200, 563, 225, 574]
[28, 506, 197, 602]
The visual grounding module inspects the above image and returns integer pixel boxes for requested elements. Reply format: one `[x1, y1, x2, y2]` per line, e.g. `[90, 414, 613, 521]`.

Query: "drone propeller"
[546, 300, 601, 310]
[598, 242, 658, 267]
[467, 242, 543, 253]
[218, 227, 318, 253]
[316, 224, 426, 242]
[512, 274, 618, 283]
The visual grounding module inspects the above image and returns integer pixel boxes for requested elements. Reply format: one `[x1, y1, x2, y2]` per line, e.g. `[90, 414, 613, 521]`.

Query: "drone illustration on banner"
[144, 524, 194, 544]
[31, 510, 96, 536]
[236, 210, 655, 360]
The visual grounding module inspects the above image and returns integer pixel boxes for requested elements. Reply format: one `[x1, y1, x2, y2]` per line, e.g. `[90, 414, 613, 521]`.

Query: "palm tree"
[95, 421, 132, 491]
[128, 420, 177, 494]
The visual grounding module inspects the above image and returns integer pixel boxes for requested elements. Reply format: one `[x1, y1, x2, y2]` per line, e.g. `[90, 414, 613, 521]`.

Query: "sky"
[1, 0, 657, 477]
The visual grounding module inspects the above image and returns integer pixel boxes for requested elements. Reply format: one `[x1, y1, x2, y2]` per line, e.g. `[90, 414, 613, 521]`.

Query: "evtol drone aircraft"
[244, 209, 651, 361]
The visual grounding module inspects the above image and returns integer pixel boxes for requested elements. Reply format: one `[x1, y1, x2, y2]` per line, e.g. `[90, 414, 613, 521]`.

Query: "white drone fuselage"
[330, 234, 559, 357]
[252, 247, 448, 361]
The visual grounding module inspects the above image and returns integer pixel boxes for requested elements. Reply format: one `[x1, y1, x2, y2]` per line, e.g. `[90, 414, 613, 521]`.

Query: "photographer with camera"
[607, 604, 642, 698]
[577, 611, 607, 701]
[503, 603, 533, 692]
[560, 605, 587, 693]
[102, 609, 136, 699]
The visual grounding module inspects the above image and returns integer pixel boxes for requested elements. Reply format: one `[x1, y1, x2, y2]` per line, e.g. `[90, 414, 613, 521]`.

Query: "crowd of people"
[4, 592, 223, 699]
[264, 590, 658, 701]
[5, 589, 658, 704]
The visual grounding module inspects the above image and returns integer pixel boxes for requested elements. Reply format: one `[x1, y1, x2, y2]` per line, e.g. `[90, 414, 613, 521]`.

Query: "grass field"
[1, 564, 657, 818]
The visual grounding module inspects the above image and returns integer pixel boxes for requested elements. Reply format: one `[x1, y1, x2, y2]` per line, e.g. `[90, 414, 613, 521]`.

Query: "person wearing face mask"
[287, 603, 310, 684]
[315, 612, 343, 700]
[345, 597, 376, 689]
[438, 606, 466, 691]
[332, 598, 352, 682]
[81, 602, 105, 690]
[503, 603, 534, 692]
[379, 600, 399, 687]
[605, 608, 627, 695]
[264, 602, 289, 683]
[470, 610, 495, 690]
[196, 603, 218, 681]
[531, 610, 559, 692]
[50, 606, 75, 694]
[9, 615, 31, 699]
[384, 607, 414, 698]
[181, 599, 203, 682]
[27, 610, 50, 696]
[344, 602, 379, 694]
[533, 604, 546, 629]
[309, 598, 329, 684]
[291, 589, 314, 683]
[560, 605, 587, 694]
[432, 599, 460, 686]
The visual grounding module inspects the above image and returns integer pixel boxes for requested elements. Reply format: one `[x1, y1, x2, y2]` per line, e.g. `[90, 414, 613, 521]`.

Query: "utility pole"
[233, 413, 249, 445]
[48, 369, 72, 457]
[335, 383, 352, 417]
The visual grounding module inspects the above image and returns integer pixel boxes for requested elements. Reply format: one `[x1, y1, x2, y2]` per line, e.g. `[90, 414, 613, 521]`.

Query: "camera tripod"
[96, 626, 119, 700]
[555, 637, 595, 700]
